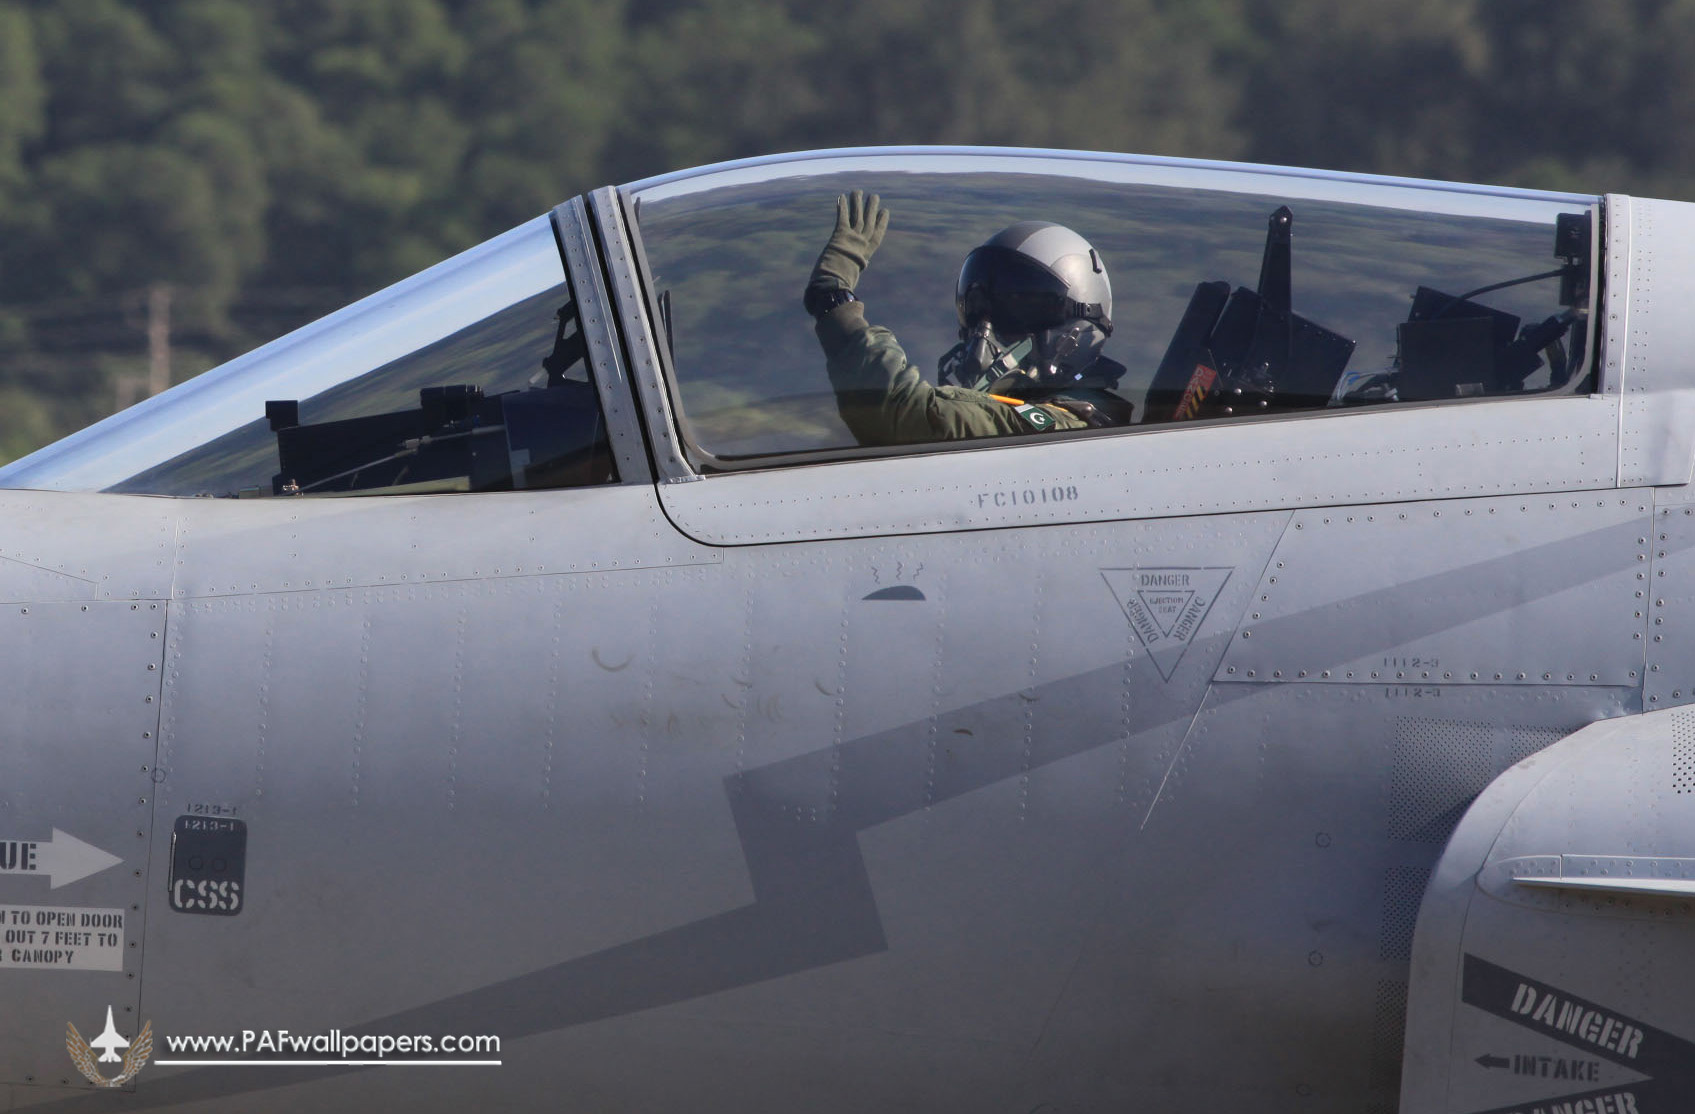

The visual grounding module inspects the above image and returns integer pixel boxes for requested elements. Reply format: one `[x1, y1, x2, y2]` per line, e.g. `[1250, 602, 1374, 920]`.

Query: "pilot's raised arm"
[803, 191, 1131, 447]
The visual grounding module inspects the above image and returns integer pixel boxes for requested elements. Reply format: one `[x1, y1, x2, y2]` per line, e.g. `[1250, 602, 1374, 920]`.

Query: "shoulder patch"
[1012, 403, 1056, 432]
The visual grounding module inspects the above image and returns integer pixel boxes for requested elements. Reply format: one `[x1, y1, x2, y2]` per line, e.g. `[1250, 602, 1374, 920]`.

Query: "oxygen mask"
[939, 319, 1032, 392]
[1030, 319, 1111, 384]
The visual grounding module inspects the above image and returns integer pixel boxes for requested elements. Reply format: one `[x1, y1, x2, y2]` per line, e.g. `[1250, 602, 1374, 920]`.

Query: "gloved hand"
[806, 190, 889, 305]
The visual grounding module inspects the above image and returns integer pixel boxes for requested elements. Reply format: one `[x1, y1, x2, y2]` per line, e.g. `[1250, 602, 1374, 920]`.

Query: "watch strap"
[805, 286, 858, 319]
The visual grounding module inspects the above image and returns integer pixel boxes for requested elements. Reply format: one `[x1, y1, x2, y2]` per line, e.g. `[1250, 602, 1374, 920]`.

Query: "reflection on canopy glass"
[634, 169, 1592, 459]
[112, 284, 615, 497]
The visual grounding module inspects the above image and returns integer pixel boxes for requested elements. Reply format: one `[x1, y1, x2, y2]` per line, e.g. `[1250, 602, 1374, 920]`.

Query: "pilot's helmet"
[954, 221, 1114, 383]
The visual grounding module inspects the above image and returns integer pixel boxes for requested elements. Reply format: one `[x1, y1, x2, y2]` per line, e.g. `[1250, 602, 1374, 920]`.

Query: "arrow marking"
[0, 830, 123, 889]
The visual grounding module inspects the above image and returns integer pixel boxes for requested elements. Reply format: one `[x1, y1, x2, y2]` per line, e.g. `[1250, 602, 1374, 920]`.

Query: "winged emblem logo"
[65, 1007, 151, 1088]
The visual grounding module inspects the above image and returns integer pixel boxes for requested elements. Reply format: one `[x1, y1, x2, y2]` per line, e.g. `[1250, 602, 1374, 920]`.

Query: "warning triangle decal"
[1102, 567, 1233, 681]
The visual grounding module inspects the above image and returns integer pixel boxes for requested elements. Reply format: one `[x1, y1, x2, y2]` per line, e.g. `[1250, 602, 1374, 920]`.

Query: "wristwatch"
[804, 286, 858, 319]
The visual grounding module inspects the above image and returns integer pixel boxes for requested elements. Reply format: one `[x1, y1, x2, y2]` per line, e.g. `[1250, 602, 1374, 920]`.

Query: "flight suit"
[815, 301, 1119, 446]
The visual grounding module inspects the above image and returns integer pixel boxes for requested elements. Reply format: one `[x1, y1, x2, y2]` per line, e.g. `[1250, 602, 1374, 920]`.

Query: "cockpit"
[627, 155, 1598, 468]
[1142, 202, 1591, 422]
[0, 150, 1601, 497]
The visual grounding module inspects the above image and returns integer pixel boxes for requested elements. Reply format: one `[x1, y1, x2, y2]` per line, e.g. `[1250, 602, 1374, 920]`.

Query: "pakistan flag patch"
[1013, 403, 1055, 432]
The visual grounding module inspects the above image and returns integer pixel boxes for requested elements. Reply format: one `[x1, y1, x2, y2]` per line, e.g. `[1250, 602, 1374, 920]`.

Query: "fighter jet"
[0, 146, 1685, 1114]
[88, 1009, 127, 1065]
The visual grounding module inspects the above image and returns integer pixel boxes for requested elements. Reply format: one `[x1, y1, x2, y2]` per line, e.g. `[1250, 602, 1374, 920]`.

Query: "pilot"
[803, 191, 1131, 445]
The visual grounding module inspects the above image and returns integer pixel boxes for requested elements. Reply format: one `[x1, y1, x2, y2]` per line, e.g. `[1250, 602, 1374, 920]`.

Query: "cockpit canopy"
[628, 152, 1596, 464]
[0, 149, 1600, 495]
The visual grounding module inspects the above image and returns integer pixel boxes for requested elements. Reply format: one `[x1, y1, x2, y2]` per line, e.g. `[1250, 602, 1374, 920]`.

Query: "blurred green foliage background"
[0, 0, 1685, 462]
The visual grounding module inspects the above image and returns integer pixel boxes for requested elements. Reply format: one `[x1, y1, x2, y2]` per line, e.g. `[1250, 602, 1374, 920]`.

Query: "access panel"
[0, 597, 164, 1093]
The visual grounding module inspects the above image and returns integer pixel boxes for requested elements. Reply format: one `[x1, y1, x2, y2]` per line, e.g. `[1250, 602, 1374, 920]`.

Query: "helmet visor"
[955, 246, 1074, 337]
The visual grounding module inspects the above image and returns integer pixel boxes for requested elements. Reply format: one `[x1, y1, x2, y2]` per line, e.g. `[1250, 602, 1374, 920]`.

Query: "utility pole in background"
[115, 282, 172, 412]
[146, 283, 171, 398]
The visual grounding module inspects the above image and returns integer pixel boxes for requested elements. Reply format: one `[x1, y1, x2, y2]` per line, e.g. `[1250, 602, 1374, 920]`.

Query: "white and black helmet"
[954, 221, 1114, 380]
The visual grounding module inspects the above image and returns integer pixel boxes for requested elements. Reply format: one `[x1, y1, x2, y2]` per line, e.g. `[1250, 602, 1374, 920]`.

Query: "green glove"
[805, 190, 889, 310]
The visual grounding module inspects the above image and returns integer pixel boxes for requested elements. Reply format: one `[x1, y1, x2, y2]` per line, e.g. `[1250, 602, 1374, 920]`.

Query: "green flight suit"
[814, 301, 1092, 446]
